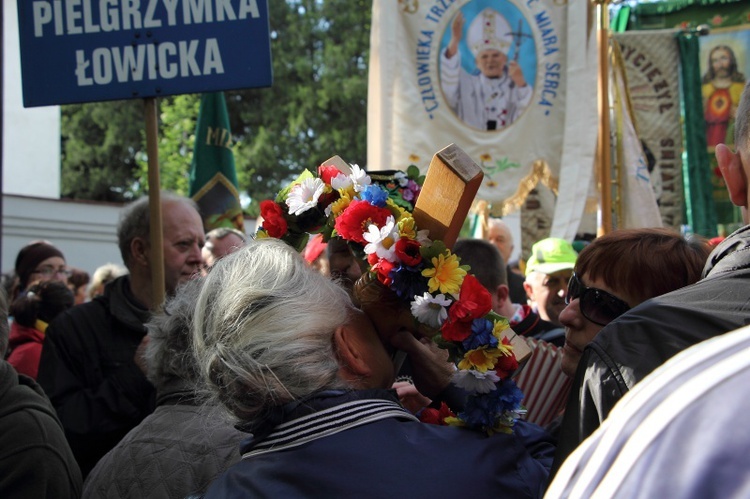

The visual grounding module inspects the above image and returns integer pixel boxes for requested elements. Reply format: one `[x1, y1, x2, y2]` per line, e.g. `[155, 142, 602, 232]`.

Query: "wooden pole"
[144, 97, 165, 309]
[596, 0, 612, 235]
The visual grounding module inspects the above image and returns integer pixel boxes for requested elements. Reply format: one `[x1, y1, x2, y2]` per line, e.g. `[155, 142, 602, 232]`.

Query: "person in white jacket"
[440, 8, 532, 131]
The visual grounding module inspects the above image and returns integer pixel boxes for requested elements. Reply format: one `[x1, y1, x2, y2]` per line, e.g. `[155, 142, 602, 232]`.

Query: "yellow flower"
[492, 321, 511, 342]
[397, 216, 418, 239]
[458, 347, 501, 372]
[480, 153, 492, 162]
[339, 184, 357, 199]
[409, 154, 421, 163]
[386, 199, 410, 223]
[422, 253, 466, 295]
[255, 229, 270, 239]
[330, 193, 352, 217]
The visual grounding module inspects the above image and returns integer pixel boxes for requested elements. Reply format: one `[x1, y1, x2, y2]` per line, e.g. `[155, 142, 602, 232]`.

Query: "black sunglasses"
[566, 272, 630, 326]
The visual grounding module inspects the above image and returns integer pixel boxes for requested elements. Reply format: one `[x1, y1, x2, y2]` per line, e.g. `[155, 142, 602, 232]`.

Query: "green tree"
[60, 0, 372, 215]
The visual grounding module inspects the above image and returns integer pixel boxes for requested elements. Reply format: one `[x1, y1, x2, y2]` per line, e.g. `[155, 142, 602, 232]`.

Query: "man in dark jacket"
[0, 290, 82, 498]
[552, 81, 750, 475]
[37, 192, 205, 478]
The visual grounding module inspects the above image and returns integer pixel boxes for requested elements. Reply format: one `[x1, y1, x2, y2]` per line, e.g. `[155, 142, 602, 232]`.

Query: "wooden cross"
[411, 143, 531, 365]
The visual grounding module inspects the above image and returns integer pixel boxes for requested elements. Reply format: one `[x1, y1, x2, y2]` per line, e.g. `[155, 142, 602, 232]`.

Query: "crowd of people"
[1, 83, 749, 499]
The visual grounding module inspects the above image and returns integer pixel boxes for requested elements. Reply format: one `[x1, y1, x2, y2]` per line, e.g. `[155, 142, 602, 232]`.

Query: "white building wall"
[3, 0, 61, 198]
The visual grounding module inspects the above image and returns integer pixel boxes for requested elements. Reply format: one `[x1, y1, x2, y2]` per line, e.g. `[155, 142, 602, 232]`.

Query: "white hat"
[467, 8, 512, 57]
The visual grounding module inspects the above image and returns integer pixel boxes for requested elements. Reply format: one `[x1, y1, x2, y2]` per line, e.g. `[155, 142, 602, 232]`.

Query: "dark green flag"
[189, 92, 245, 232]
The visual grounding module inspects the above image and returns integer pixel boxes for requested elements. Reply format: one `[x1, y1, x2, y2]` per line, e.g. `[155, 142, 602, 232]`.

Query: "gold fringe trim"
[498, 160, 559, 216]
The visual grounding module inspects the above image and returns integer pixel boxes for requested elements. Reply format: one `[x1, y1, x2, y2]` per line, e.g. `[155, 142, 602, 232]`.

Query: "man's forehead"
[542, 269, 573, 282]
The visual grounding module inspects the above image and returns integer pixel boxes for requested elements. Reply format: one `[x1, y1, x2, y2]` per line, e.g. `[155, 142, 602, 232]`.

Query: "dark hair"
[453, 238, 508, 291]
[10, 280, 75, 329]
[68, 268, 90, 289]
[575, 228, 710, 306]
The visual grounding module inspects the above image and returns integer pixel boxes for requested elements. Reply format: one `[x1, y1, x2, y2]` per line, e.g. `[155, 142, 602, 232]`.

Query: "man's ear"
[333, 325, 371, 382]
[716, 143, 748, 208]
[130, 237, 150, 268]
[495, 284, 510, 306]
[522, 281, 534, 302]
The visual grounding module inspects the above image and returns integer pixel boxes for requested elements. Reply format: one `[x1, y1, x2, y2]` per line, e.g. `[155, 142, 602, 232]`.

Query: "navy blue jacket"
[204, 389, 554, 498]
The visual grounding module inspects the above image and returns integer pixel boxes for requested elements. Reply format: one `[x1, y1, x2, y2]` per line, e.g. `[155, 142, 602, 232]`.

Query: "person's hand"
[508, 60, 527, 87]
[445, 12, 464, 59]
[134, 335, 150, 376]
[392, 381, 432, 414]
[390, 330, 454, 399]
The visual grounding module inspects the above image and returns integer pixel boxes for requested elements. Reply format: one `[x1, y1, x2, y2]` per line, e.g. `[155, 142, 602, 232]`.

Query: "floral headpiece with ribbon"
[257, 160, 524, 434]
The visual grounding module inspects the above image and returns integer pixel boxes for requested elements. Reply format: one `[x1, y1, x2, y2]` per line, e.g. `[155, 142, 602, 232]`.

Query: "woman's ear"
[333, 325, 372, 382]
[716, 143, 748, 208]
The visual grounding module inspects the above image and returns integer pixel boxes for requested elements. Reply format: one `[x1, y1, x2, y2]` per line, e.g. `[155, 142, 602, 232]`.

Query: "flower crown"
[257, 160, 523, 434]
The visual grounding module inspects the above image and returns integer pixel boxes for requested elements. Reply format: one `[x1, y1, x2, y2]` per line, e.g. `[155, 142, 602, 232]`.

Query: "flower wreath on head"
[256, 161, 524, 435]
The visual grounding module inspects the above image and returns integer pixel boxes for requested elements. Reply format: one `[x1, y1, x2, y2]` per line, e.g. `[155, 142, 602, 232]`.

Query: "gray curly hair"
[192, 238, 356, 425]
[144, 277, 205, 391]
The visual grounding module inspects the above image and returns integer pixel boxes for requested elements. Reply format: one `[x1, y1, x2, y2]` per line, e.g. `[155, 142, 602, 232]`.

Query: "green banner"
[677, 33, 718, 237]
[189, 92, 245, 232]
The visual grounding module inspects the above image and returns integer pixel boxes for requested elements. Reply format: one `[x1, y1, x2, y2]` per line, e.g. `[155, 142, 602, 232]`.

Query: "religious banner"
[613, 30, 684, 231]
[368, 0, 577, 219]
[610, 43, 663, 229]
[699, 26, 749, 230]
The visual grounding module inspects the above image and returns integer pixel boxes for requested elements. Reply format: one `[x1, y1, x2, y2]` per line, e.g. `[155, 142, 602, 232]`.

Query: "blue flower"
[360, 184, 389, 207]
[460, 392, 498, 429]
[492, 380, 524, 415]
[389, 264, 429, 299]
[462, 318, 499, 351]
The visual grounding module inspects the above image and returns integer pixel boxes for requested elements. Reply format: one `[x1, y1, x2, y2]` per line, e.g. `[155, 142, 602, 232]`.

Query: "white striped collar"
[242, 398, 418, 459]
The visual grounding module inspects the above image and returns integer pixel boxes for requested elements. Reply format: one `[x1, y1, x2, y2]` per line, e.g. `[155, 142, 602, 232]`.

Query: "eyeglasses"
[566, 272, 630, 326]
[32, 267, 72, 278]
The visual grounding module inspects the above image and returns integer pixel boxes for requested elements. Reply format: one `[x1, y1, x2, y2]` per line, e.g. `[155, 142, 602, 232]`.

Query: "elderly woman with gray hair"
[83, 278, 246, 499]
[195, 238, 554, 498]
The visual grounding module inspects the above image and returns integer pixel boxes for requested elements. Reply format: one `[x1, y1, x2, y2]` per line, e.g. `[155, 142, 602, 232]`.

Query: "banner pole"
[595, 0, 612, 235]
[144, 97, 165, 309]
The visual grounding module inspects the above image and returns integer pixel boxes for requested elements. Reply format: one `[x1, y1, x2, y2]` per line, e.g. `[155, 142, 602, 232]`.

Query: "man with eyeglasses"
[550, 81, 750, 478]
[37, 192, 205, 479]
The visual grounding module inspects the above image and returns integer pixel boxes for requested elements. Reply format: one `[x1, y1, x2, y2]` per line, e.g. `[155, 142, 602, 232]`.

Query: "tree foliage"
[60, 0, 372, 215]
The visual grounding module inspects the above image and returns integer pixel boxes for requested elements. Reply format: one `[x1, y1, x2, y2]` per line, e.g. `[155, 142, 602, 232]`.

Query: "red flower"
[419, 402, 455, 425]
[334, 199, 391, 245]
[260, 200, 288, 238]
[371, 257, 395, 286]
[395, 237, 422, 266]
[494, 352, 519, 379]
[318, 165, 342, 185]
[441, 275, 492, 342]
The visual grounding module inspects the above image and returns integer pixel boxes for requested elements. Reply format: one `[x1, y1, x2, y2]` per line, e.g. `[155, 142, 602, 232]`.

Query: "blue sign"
[16, 0, 273, 107]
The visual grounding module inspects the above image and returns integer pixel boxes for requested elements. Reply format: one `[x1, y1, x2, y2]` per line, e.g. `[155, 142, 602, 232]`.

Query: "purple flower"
[389, 263, 429, 299]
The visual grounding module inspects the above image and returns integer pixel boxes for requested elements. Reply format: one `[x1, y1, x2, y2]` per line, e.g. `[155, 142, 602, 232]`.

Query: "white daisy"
[363, 216, 399, 262]
[349, 164, 371, 192]
[452, 370, 500, 394]
[286, 177, 325, 216]
[410, 292, 452, 328]
[331, 172, 352, 191]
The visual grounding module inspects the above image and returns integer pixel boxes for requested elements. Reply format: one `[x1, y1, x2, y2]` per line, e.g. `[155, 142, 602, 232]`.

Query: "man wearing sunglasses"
[551, 81, 750, 477]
